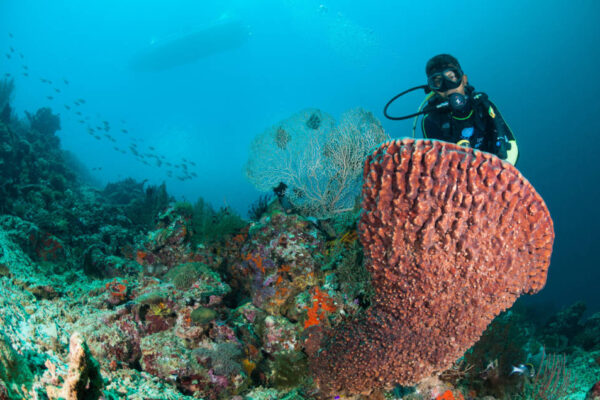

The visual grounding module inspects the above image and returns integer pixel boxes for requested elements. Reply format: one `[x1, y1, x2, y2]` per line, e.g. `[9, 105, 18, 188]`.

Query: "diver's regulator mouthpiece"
[446, 92, 469, 113]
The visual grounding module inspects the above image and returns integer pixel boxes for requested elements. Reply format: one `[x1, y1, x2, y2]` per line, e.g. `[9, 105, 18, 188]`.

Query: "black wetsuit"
[421, 86, 519, 165]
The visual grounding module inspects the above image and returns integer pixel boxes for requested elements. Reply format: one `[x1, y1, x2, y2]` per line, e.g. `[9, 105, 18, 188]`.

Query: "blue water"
[2, 0, 599, 313]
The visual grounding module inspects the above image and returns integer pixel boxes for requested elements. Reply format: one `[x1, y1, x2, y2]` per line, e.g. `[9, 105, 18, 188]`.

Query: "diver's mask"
[427, 67, 463, 92]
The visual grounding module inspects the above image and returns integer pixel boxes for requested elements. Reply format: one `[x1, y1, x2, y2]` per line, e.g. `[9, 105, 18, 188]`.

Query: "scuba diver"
[384, 54, 519, 166]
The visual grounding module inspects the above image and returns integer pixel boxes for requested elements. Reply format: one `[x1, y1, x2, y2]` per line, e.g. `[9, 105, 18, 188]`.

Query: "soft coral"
[435, 390, 465, 400]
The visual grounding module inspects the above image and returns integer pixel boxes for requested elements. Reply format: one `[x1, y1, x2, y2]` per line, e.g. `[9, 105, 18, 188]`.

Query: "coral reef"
[25, 107, 61, 137]
[0, 330, 33, 399]
[588, 381, 600, 400]
[460, 308, 532, 398]
[0, 78, 15, 124]
[3, 86, 600, 399]
[309, 138, 555, 396]
[189, 197, 247, 246]
[103, 178, 172, 230]
[248, 194, 272, 222]
[227, 210, 328, 320]
[46, 332, 103, 400]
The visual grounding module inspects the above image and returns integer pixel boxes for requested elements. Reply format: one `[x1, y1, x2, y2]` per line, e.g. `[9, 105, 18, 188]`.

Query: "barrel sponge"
[309, 139, 554, 396]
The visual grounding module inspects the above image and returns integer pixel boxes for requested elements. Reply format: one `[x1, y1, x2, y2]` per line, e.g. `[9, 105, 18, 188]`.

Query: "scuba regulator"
[384, 66, 469, 136]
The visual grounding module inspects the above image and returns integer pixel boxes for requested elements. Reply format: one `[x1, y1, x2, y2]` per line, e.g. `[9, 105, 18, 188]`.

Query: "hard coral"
[229, 211, 324, 318]
[587, 381, 600, 400]
[105, 278, 129, 305]
[26, 107, 61, 137]
[310, 139, 554, 396]
[46, 332, 103, 400]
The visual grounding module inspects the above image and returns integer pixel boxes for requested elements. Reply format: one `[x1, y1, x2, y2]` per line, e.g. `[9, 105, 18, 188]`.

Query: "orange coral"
[37, 233, 64, 261]
[304, 287, 336, 329]
[435, 390, 464, 400]
[243, 253, 265, 273]
[232, 233, 247, 243]
[106, 278, 128, 299]
[279, 264, 291, 273]
[135, 250, 147, 265]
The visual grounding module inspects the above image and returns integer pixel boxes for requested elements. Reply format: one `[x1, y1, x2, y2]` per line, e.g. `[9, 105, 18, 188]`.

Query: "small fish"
[88, 127, 95, 133]
[75, 111, 82, 116]
[22, 65, 28, 70]
[46, 95, 53, 100]
[93, 135, 101, 140]
[121, 128, 128, 133]
[73, 101, 80, 106]
[8, 33, 14, 38]
[190, 172, 197, 178]
[120, 150, 126, 154]
[19, 53, 24, 59]
[63, 79, 69, 85]
[97, 126, 102, 130]
[22, 72, 29, 77]
[9, 46, 15, 53]
[113, 146, 119, 151]
[40, 78, 48, 83]
[54, 88, 61, 93]
[166, 162, 172, 167]
[64, 105, 71, 110]
[149, 146, 155, 151]
[77, 98, 86, 104]
[78, 119, 85, 124]
[190, 161, 196, 166]
[5, 54, 11, 59]
[509, 364, 534, 378]
[4, 73, 10, 77]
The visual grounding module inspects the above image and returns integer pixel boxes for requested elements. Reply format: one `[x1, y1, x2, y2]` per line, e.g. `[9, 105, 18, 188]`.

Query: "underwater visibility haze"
[0, 0, 599, 399]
